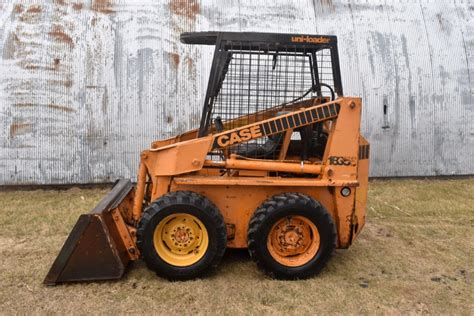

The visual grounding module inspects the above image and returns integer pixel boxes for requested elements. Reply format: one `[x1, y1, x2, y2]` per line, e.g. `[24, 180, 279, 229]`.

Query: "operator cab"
[180, 31, 344, 162]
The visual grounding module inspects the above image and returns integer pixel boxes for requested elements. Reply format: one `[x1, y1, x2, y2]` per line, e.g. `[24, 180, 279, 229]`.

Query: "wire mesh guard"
[208, 43, 335, 160]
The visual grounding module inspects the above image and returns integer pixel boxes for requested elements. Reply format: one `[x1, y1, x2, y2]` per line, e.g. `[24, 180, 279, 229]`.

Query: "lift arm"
[210, 99, 341, 150]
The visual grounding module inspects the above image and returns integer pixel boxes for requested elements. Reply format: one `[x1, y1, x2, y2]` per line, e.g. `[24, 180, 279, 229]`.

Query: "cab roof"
[180, 31, 337, 52]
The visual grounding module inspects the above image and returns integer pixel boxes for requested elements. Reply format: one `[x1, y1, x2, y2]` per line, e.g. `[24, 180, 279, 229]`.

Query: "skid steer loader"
[44, 31, 369, 284]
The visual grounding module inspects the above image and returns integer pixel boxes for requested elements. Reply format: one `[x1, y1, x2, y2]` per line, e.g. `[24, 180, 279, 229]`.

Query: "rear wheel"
[137, 191, 226, 280]
[248, 193, 336, 279]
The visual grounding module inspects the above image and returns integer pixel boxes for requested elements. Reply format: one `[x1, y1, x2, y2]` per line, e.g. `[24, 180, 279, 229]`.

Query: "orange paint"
[267, 216, 320, 267]
[134, 97, 368, 249]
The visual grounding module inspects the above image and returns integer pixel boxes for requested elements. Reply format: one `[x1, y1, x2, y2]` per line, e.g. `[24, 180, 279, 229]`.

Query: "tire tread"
[248, 192, 336, 279]
[137, 191, 226, 280]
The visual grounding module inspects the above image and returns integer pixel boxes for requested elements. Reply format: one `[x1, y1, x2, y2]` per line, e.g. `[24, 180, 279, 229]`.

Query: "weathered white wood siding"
[0, 0, 472, 184]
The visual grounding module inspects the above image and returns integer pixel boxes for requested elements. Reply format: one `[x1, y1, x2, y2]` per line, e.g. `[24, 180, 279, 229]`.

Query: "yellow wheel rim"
[153, 213, 209, 267]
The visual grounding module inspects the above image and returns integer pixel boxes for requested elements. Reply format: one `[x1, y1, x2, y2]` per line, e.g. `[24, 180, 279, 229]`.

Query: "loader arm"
[141, 98, 343, 181]
[210, 98, 341, 151]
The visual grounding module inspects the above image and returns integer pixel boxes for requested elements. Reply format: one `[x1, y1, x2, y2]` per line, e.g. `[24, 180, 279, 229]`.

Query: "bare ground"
[0, 179, 472, 314]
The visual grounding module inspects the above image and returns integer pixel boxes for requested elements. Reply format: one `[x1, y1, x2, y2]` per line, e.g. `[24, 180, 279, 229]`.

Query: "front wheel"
[248, 193, 336, 279]
[137, 191, 227, 280]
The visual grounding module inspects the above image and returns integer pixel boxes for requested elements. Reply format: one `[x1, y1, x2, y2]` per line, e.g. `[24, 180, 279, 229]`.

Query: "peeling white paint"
[0, 0, 472, 184]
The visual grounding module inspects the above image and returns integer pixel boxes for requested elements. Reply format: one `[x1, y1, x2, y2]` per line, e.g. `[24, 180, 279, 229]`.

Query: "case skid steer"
[44, 32, 369, 284]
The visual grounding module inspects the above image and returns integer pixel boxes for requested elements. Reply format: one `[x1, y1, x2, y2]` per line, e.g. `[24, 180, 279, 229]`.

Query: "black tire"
[137, 191, 227, 280]
[248, 193, 336, 279]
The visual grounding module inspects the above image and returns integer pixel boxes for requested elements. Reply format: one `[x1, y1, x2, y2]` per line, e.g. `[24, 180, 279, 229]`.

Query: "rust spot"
[169, 0, 200, 21]
[185, 57, 197, 82]
[72, 3, 84, 10]
[170, 53, 180, 68]
[26, 5, 42, 13]
[23, 64, 40, 70]
[48, 104, 76, 112]
[13, 103, 76, 113]
[47, 79, 73, 88]
[54, 0, 66, 5]
[49, 25, 74, 48]
[186, 57, 194, 71]
[63, 79, 73, 88]
[92, 0, 115, 13]
[21, 61, 62, 71]
[54, 58, 60, 69]
[10, 122, 32, 138]
[18, 6, 43, 23]
[14, 4, 24, 14]
[13, 103, 36, 108]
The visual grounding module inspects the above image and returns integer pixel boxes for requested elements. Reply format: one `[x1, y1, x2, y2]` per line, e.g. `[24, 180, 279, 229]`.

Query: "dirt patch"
[0, 179, 472, 314]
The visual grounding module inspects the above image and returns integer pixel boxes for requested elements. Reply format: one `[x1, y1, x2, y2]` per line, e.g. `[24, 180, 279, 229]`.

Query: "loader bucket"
[44, 179, 137, 285]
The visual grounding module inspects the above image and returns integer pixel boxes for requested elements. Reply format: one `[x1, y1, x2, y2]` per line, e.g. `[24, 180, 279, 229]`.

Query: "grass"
[0, 179, 472, 314]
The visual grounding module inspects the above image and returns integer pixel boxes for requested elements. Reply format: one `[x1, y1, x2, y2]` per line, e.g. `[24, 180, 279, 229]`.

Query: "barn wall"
[0, 0, 472, 184]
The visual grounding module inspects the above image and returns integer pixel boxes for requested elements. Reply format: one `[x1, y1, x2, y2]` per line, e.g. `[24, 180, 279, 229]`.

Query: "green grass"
[0, 179, 472, 314]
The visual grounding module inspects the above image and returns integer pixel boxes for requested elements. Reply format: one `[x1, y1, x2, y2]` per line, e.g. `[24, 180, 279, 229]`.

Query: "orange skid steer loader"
[44, 32, 369, 284]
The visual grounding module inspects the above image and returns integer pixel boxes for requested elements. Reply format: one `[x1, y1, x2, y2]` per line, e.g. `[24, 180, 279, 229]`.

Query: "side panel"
[322, 98, 361, 182]
[143, 136, 213, 176]
[353, 137, 370, 240]
[169, 181, 357, 249]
